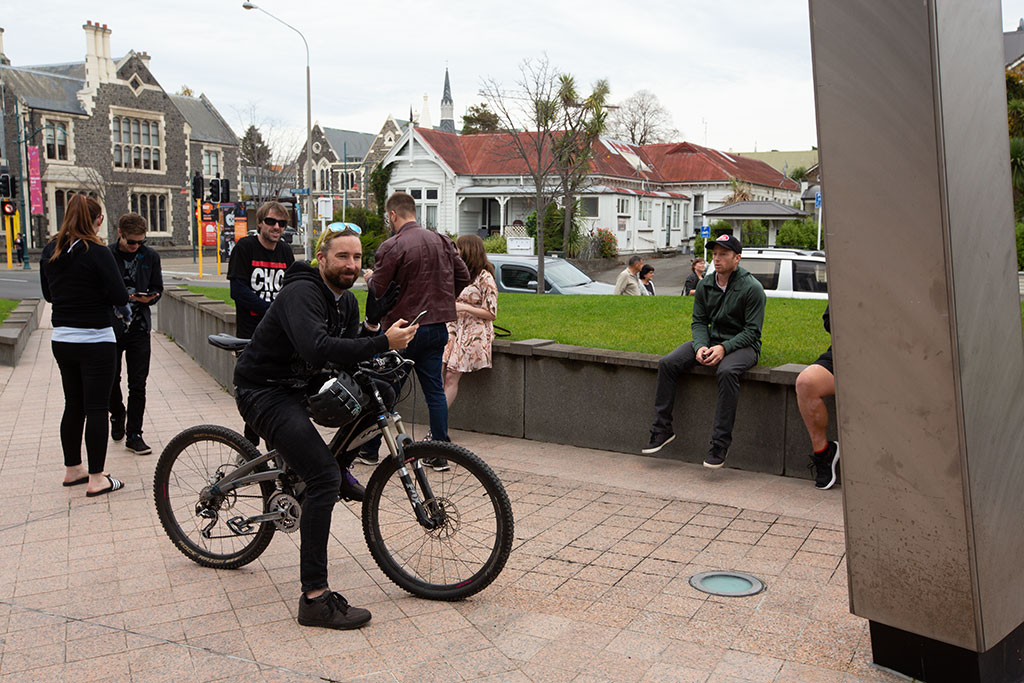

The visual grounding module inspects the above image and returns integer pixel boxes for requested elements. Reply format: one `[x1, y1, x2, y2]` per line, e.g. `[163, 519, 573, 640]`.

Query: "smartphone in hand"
[409, 310, 428, 326]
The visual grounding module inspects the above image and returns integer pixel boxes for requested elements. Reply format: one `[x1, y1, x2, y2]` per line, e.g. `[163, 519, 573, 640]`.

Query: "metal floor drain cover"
[689, 571, 765, 597]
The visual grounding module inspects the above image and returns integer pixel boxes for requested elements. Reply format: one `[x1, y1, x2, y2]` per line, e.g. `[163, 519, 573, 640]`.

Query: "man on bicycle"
[233, 225, 417, 630]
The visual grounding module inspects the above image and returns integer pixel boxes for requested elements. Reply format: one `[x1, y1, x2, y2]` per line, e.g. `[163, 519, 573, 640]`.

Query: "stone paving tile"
[0, 308, 899, 681]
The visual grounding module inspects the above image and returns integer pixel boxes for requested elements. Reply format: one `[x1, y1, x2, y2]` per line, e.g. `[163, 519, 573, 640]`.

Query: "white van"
[707, 248, 828, 299]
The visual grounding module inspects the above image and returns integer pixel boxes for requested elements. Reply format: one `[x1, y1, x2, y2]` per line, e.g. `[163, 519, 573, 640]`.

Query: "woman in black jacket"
[41, 195, 129, 497]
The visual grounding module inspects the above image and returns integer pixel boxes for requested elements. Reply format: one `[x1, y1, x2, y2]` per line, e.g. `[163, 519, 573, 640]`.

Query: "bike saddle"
[208, 334, 250, 352]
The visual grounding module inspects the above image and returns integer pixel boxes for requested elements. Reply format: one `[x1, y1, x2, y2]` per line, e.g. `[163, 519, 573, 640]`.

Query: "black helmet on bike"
[307, 372, 367, 428]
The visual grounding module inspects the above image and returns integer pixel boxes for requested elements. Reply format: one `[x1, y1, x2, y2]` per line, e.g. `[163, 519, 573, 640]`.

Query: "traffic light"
[220, 179, 230, 203]
[0, 174, 10, 198]
[208, 177, 221, 203]
[1, 200, 16, 217]
[192, 171, 204, 201]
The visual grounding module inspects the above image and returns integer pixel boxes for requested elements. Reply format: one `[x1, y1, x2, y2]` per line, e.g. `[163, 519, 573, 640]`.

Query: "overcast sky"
[5, 1, 1024, 157]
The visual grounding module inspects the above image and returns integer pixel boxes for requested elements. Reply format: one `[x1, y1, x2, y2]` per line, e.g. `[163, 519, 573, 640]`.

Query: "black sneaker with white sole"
[703, 446, 727, 469]
[110, 415, 125, 442]
[125, 433, 152, 455]
[642, 431, 675, 454]
[297, 591, 371, 630]
[421, 457, 450, 472]
[810, 441, 840, 490]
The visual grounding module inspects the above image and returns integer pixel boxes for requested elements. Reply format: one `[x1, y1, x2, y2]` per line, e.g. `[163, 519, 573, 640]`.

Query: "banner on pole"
[201, 201, 217, 246]
[27, 147, 44, 216]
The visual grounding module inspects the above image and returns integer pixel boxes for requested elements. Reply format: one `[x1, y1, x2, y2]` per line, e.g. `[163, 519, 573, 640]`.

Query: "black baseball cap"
[706, 234, 742, 254]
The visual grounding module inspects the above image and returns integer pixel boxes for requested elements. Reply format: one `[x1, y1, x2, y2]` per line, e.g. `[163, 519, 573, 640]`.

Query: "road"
[0, 266, 42, 300]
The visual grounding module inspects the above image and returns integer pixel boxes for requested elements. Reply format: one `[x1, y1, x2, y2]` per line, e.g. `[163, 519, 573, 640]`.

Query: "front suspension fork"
[380, 413, 443, 529]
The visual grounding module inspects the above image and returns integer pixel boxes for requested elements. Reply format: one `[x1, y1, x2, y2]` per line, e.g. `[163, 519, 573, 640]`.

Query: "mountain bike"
[153, 335, 513, 601]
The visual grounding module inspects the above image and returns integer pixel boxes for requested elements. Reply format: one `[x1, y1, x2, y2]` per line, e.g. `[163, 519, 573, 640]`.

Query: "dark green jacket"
[692, 266, 766, 357]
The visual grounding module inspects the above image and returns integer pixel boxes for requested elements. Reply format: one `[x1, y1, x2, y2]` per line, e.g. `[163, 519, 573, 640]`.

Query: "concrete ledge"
[0, 299, 44, 366]
[159, 293, 840, 478]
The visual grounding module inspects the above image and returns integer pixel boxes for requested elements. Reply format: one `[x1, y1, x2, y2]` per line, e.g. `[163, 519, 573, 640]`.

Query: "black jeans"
[235, 386, 341, 594]
[652, 341, 758, 451]
[52, 340, 117, 473]
[109, 328, 151, 435]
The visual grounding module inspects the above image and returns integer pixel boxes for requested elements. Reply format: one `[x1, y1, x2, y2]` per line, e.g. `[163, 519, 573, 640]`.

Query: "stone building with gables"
[0, 21, 238, 249]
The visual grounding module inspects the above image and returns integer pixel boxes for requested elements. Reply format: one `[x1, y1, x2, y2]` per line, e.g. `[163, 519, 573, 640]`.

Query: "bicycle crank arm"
[225, 510, 286, 535]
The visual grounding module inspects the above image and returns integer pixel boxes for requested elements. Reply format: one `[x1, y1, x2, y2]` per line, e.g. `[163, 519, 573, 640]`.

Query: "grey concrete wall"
[159, 288, 835, 478]
[0, 298, 44, 366]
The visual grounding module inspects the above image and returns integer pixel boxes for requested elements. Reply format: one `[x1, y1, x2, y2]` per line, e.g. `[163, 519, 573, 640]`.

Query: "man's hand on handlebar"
[385, 319, 419, 350]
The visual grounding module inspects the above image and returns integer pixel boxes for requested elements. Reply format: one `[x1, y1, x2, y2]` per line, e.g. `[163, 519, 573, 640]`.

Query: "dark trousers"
[402, 323, 450, 441]
[109, 328, 151, 435]
[652, 341, 758, 451]
[52, 340, 117, 473]
[235, 387, 341, 594]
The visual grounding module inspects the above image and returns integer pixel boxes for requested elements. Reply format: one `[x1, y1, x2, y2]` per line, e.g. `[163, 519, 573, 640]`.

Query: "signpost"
[700, 225, 710, 238]
[815, 191, 823, 250]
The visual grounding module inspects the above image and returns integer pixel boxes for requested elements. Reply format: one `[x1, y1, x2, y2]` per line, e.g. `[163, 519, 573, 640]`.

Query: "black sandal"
[86, 475, 125, 497]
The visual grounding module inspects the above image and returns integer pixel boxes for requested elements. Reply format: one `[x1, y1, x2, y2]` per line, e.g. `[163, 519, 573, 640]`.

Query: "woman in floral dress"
[443, 234, 498, 408]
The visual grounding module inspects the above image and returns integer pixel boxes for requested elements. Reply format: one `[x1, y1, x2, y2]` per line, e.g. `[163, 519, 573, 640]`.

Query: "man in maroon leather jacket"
[361, 192, 470, 469]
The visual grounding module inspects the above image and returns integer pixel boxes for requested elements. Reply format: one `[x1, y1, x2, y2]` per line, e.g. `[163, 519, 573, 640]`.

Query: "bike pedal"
[226, 515, 254, 535]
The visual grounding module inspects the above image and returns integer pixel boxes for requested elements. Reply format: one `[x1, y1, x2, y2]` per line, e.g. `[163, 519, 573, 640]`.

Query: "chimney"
[138, 50, 150, 69]
[83, 21, 102, 92]
[0, 28, 8, 66]
[420, 93, 432, 129]
[99, 23, 114, 82]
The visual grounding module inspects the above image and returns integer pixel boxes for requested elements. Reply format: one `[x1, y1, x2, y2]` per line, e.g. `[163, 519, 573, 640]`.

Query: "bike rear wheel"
[154, 425, 276, 569]
[362, 441, 513, 600]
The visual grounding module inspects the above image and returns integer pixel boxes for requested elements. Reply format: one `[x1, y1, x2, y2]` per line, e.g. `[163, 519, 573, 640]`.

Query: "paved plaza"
[0, 307, 905, 682]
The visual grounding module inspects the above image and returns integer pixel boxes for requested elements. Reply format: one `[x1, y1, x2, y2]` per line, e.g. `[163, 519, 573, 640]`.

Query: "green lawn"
[185, 286, 1024, 367]
[0, 299, 17, 324]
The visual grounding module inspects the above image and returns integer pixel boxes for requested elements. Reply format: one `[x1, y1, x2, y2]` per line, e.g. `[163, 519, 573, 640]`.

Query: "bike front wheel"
[362, 441, 514, 600]
[154, 425, 276, 569]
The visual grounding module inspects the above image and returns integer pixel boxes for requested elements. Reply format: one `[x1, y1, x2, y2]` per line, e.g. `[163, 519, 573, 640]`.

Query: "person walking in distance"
[360, 192, 470, 471]
[40, 195, 129, 497]
[613, 255, 644, 295]
[443, 234, 498, 409]
[639, 264, 656, 295]
[228, 200, 295, 448]
[643, 234, 765, 468]
[108, 213, 163, 455]
[683, 257, 706, 296]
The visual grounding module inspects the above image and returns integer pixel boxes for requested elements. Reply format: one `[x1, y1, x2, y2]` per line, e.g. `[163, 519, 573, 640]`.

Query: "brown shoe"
[297, 591, 371, 630]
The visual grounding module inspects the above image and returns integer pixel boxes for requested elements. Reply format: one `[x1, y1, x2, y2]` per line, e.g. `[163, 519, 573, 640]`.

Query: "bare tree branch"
[608, 89, 679, 145]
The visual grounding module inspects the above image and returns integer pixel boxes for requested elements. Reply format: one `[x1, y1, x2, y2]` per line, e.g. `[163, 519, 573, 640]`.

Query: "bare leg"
[443, 367, 462, 408]
[795, 364, 835, 452]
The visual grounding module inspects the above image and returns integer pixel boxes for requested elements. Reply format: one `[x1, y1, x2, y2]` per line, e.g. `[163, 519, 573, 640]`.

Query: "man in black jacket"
[234, 227, 416, 630]
[108, 213, 163, 455]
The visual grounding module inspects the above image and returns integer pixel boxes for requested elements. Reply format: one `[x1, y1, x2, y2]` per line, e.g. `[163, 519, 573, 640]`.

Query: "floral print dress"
[443, 269, 498, 373]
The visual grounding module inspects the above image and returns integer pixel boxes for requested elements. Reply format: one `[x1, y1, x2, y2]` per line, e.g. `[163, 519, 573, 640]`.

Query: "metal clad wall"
[809, 0, 975, 648]
[935, 1, 1024, 649]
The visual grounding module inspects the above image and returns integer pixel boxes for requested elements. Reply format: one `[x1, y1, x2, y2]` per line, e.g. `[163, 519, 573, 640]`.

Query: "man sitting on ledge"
[642, 234, 766, 468]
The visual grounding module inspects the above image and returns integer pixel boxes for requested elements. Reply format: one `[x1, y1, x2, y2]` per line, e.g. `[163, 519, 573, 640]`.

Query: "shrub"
[483, 233, 507, 253]
[524, 203, 567, 253]
[333, 205, 383, 234]
[710, 220, 732, 238]
[694, 236, 706, 255]
[1017, 221, 1024, 270]
[743, 219, 768, 247]
[777, 217, 818, 249]
[360, 230, 387, 267]
[594, 227, 617, 258]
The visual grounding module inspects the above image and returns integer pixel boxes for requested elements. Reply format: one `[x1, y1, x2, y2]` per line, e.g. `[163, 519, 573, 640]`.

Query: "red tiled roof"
[412, 127, 797, 191]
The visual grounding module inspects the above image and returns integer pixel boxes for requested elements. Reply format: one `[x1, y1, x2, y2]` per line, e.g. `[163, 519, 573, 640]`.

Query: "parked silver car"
[487, 255, 615, 295]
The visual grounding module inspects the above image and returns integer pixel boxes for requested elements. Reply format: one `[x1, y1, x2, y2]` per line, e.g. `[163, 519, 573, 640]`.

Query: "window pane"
[151, 123, 159, 146]
[158, 196, 166, 231]
[581, 197, 599, 217]
[426, 189, 438, 200]
[143, 148, 151, 169]
[140, 194, 148, 220]
[112, 118, 121, 142]
[131, 194, 138, 213]
[744, 259, 781, 291]
[793, 260, 828, 293]
[131, 119, 140, 144]
[410, 189, 422, 199]
[113, 145, 122, 167]
[152, 149, 160, 171]
[55, 190, 66, 228]
[425, 205, 437, 229]
[133, 147, 142, 168]
[141, 122, 150, 146]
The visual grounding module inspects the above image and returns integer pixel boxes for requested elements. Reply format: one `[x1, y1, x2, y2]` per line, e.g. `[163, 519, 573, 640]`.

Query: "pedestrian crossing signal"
[0, 174, 11, 198]
[1, 200, 16, 217]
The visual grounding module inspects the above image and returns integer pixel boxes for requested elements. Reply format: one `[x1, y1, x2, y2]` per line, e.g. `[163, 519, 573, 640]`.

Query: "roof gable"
[0, 64, 86, 115]
[170, 94, 238, 146]
[322, 127, 375, 162]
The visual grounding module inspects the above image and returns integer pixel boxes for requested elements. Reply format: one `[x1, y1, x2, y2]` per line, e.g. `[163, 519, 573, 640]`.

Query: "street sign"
[317, 196, 333, 219]
[815, 191, 821, 209]
[700, 225, 710, 238]
[288, 188, 310, 196]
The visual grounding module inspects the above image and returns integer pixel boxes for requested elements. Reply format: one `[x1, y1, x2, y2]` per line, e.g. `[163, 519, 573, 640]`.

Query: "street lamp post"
[242, 1, 312, 260]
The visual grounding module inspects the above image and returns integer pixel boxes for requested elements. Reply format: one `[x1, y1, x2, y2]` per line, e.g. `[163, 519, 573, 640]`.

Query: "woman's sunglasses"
[262, 217, 289, 227]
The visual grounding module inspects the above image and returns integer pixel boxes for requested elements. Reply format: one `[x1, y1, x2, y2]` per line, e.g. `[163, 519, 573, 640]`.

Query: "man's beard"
[323, 267, 358, 291]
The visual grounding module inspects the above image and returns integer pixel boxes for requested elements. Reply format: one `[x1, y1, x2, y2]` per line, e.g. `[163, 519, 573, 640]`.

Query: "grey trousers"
[651, 341, 758, 451]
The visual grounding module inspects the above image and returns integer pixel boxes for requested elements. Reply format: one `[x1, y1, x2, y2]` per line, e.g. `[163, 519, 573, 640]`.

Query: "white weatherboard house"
[380, 127, 799, 253]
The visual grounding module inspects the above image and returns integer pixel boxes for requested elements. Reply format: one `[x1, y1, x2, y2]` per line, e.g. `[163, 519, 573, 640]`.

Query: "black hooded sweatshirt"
[233, 261, 388, 390]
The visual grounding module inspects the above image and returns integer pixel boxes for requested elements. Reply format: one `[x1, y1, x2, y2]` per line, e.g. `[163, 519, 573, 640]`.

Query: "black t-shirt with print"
[227, 235, 295, 338]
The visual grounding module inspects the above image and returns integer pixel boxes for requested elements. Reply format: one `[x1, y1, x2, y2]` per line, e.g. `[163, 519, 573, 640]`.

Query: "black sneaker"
[339, 469, 365, 502]
[421, 457, 450, 472]
[703, 446, 727, 469]
[642, 431, 675, 454]
[297, 591, 371, 630]
[110, 415, 125, 442]
[125, 433, 152, 455]
[811, 441, 840, 490]
[355, 449, 379, 466]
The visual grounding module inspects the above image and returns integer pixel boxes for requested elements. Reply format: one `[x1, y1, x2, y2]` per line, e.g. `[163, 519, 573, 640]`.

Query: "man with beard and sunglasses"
[228, 200, 295, 447]
[233, 225, 417, 630]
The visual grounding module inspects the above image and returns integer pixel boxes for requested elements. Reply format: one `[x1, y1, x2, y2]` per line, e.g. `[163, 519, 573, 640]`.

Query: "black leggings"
[52, 340, 117, 473]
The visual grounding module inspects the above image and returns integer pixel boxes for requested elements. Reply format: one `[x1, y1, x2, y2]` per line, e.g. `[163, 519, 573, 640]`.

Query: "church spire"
[439, 66, 456, 133]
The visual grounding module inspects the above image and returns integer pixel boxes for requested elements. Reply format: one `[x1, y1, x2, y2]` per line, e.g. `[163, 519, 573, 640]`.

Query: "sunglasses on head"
[124, 237, 146, 246]
[326, 222, 362, 235]
[262, 217, 289, 227]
